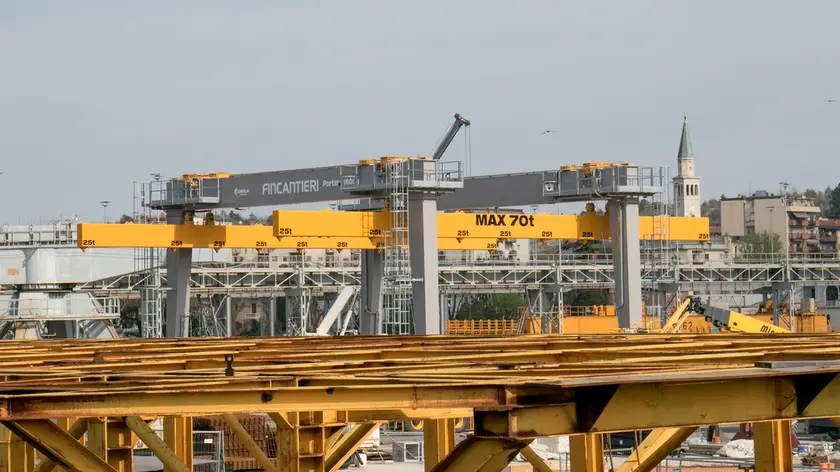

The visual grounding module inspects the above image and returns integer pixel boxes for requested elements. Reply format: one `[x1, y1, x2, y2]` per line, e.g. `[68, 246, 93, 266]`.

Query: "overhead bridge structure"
[0, 334, 839, 472]
[141, 155, 676, 337]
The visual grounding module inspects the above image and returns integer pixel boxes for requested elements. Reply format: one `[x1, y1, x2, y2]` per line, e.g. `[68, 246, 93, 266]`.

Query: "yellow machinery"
[660, 296, 791, 334]
[463, 302, 831, 336]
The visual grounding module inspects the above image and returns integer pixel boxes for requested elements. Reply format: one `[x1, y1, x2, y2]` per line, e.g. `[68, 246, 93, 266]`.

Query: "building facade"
[720, 192, 821, 253]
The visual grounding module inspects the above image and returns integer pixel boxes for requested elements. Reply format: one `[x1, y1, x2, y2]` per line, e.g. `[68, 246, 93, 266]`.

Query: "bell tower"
[673, 115, 701, 217]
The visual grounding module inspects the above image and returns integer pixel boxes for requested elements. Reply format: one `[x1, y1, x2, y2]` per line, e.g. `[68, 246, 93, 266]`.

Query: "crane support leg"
[360, 250, 384, 335]
[165, 210, 192, 338]
[608, 198, 642, 329]
[409, 194, 441, 335]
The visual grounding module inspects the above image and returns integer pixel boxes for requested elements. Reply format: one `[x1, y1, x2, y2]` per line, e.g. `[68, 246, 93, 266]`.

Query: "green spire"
[677, 114, 694, 159]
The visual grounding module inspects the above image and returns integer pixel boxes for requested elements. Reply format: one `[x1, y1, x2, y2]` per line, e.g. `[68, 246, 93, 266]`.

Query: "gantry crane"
[130, 107, 675, 337]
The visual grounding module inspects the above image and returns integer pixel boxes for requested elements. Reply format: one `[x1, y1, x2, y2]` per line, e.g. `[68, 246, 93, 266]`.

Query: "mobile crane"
[660, 296, 791, 335]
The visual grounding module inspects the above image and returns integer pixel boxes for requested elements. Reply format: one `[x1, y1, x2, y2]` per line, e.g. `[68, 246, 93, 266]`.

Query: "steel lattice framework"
[76, 255, 840, 296]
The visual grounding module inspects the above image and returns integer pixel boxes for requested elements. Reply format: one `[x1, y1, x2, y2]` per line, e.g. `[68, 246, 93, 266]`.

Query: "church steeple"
[673, 114, 701, 217]
[677, 114, 694, 160]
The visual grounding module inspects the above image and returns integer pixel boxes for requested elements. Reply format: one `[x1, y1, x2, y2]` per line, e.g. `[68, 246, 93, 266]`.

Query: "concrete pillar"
[608, 198, 642, 329]
[269, 297, 277, 337]
[225, 296, 232, 337]
[284, 294, 296, 336]
[359, 250, 384, 335]
[526, 289, 551, 333]
[439, 293, 450, 334]
[408, 194, 440, 335]
[164, 210, 192, 337]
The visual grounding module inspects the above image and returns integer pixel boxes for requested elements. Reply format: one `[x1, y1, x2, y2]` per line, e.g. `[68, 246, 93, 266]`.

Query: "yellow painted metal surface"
[1, 420, 115, 472]
[77, 223, 498, 251]
[125, 416, 189, 472]
[570, 434, 604, 472]
[424, 419, 457, 472]
[754, 420, 793, 472]
[447, 320, 518, 335]
[272, 210, 710, 242]
[615, 427, 697, 472]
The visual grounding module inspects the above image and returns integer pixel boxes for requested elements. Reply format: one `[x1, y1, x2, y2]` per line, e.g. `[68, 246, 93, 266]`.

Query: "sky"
[1, 1, 838, 224]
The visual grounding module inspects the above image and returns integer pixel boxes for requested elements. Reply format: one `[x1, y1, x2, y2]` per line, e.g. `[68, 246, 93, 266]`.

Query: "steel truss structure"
[0, 334, 839, 471]
[77, 254, 840, 296]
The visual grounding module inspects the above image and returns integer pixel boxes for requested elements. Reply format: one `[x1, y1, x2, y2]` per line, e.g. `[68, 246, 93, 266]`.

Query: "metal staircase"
[133, 182, 163, 338]
[382, 159, 414, 335]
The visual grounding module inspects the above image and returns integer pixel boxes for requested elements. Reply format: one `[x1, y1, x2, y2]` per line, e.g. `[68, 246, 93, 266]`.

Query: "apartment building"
[720, 191, 821, 253]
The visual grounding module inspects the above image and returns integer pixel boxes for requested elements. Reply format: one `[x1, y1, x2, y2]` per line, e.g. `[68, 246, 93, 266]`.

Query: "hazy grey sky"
[1, 1, 838, 223]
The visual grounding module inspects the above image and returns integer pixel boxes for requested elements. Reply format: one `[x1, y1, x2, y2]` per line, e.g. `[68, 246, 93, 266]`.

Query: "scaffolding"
[644, 167, 672, 326]
[382, 159, 414, 335]
[133, 181, 164, 338]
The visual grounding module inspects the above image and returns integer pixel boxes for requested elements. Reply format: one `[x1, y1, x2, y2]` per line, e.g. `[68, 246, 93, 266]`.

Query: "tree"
[453, 294, 524, 320]
[740, 231, 783, 255]
[116, 300, 140, 337]
[566, 289, 611, 306]
[118, 214, 134, 223]
[828, 184, 840, 219]
[700, 198, 721, 227]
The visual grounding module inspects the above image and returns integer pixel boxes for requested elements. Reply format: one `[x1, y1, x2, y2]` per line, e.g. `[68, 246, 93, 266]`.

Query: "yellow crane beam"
[273, 210, 710, 242]
[78, 211, 708, 251]
[76, 223, 499, 251]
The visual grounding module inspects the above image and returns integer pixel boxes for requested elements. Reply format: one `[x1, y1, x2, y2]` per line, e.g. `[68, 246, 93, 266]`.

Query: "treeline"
[116, 211, 272, 225]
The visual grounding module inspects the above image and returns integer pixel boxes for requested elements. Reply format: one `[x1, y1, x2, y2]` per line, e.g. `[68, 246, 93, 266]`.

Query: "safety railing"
[0, 222, 80, 246]
[447, 319, 519, 335]
[147, 178, 222, 209]
[340, 159, 463, 193]
[0, 296, 120, 320]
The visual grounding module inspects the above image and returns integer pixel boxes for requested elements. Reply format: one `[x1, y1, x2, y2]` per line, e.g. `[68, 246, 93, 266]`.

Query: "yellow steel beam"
[1, 420, 116, 472]
[424, 419, 457, 472]
[272, 412, 299, 472]
[5, 385, 508, 419]
[87, 419, 107, 460]
[615, 427, 697, 472]
[221, 413, 278, 472]
[754, 420, 793, 472]
[519, 445, 554, 472]
[325, 423, 381, 472]
[34, 419, 88, 472]
[474, 373, 838, 438]
[163, 417, 192, 472]
[348, 409, 473, 422]
[272, 210, 710, 242]
[125, 416, 189, 472]
[477, 440, 535, 472]
[429, 436, 531, 472]
[77, 223, 498, 251]
[570, 433, 604, 472]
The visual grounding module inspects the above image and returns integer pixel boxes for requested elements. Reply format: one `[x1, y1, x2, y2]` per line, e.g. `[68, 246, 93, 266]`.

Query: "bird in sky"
[542, 130, 555, 135]
[827, 99, 836, 103]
